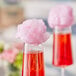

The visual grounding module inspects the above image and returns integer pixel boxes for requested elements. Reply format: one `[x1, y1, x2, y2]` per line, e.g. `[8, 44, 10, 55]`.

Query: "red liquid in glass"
[22, 51, 45, 76]
[52, 33, 73, 67]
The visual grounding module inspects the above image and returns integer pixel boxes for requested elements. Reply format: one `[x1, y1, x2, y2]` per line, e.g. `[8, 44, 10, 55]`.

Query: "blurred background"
[0, 0, 76, 76]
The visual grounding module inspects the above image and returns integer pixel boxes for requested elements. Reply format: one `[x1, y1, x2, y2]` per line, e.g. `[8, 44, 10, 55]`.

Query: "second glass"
[52, 27, 73, 68]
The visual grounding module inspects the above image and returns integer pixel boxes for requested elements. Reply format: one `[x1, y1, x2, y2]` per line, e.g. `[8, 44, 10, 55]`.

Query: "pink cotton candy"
[16, 19, 49, 45]
[48, 5, 74, 29]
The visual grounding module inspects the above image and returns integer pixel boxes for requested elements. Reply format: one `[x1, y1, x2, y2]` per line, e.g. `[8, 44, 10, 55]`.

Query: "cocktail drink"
[48, 4, 74, 76]
[16, 19, 49, 76]
[22, 45, 45, 76]
[53, 31, 73, 67]
[52, 27, 73, 76]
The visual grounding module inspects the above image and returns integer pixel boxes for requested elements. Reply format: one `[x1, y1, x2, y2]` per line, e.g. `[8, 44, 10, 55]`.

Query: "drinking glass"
[52, 27, 73, 76]
[22, 44, 45, 76]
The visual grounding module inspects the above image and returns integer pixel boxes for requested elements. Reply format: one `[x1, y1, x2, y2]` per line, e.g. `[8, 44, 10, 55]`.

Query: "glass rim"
[54, 26, 72, 34]
[24, 44, 44, 53]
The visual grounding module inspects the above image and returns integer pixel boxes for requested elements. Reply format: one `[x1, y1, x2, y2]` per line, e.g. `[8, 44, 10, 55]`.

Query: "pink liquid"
[22, 51, 45, 76]
[53, 33, 73, 67]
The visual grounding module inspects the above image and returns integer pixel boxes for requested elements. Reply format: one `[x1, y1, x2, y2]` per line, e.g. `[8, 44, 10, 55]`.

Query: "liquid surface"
[22, 51, 44, 76]
[52, 33, 73, 67]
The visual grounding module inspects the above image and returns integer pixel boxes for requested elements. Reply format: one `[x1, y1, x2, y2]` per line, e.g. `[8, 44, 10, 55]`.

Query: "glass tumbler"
[22, 44, 45, 76]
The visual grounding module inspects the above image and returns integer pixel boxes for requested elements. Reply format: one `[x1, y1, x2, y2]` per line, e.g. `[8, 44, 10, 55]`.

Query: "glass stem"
[61, 68, 65, 76]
